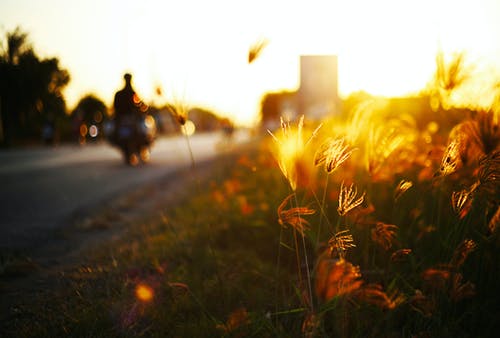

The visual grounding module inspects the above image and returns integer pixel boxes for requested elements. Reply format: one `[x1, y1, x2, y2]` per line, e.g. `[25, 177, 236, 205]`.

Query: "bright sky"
[2, 0, 500, 126]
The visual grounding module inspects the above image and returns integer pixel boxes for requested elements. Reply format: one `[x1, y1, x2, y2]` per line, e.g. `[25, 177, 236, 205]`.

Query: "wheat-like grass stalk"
[248, 38, 269, 64]
[337, 181, 365, 216]
[278, 194, 315, 236]
[394, 180, 413, 201]
[313, 136, 354, 245]
[314, 137, 355, 174]
[268, 115, 321, 191]
[451, 189, 471, 215]
[438, 137, 462, 176]
[277, 193, 316, 311]
[327, 229, 356, 259]
[371, 222, 398, 250]
[170, 101, 195, 169]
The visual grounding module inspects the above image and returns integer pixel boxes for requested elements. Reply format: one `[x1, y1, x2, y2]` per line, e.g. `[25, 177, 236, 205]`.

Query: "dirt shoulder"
[0, 152, 238, 322]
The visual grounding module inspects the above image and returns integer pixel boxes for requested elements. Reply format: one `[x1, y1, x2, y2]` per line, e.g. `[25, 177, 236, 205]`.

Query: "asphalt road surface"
[0, 130, 249, 251]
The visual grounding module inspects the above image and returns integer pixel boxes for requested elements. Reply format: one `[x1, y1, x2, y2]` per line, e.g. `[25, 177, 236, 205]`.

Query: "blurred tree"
[0, 27, 70, 146]
[71, 94, 108, 142]
[188, 107, 221, 131]
[260, 90, 296, 129]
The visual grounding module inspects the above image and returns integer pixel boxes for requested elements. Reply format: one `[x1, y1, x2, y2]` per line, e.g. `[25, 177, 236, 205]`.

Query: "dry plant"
[337, 181, 365, 217]
[371, 222, 398, 250]
[248, 38, 269, 64]
[166, 98, 195, 169]
[260, 67, 500, 334]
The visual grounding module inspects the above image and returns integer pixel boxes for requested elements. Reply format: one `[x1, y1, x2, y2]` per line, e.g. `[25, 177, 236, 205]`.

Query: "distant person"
[112, 73, 150, 139]
[113, 73, 140, 122]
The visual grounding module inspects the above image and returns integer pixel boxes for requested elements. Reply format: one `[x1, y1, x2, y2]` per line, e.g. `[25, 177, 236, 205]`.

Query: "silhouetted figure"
[109, 73, 156, 165]
[112, 73, 146, 142]
[114, 73, 139, 121]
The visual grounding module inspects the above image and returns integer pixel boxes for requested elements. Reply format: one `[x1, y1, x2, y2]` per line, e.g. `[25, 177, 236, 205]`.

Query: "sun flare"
[2, 0, 500, 126]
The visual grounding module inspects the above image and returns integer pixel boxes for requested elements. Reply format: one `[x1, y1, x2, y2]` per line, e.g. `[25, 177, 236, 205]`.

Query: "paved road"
[0, 130, 249, 251]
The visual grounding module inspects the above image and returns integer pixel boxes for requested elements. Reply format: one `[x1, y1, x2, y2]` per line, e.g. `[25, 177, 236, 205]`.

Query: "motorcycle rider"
[114, 73, 141, 122]
[111, 73, 155, 165]
[112, 73, 147, 141]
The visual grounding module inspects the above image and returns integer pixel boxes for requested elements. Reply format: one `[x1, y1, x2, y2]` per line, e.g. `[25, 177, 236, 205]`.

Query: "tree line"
[0, 27, 74, 146]
[0, 27, 235, 148]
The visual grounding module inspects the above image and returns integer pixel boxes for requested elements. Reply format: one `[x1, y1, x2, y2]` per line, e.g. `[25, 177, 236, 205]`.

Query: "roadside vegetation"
[2, 88, 499, 337]
[1, 43, 499, 336]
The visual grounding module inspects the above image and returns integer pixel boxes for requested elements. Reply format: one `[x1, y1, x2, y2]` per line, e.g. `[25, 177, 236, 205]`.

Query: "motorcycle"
[105, 114, 157, 165]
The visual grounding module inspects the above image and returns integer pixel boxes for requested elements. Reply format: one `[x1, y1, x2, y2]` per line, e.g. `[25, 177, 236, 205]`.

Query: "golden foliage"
[277, 194, 315, 236]
[337, 181, 365, 216]
[394, 180, 413, 201]
[438, 137, 463, 176]
[327, 229, 356, 259]
[354, 284, 405, 310]
[315, 256, 363, 302]
[371, 222, 398, 250]
[477, 150, 500, 207]
[451, 189, 472, 218]
[314, 137, 355, 173]
[268, 115, 322, 191]
[366, 122, 410, 176]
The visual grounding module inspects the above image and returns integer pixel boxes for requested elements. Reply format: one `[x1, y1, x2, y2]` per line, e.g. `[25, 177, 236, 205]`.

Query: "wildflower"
[450, 239, 476, 268]
[337, 181, 365, 216]
[327, 229, 356, 258]
[268, 115, 322, 191]
[314, 137, 355, 173]
[394, 180, 413, 201]
[315, 256, 363, 302]
[390, 248, 412, 262]
[371, 222, 398, 250]
[278, 194, 315, 236]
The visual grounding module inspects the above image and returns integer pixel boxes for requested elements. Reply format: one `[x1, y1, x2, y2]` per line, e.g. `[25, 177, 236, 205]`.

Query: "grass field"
[1, 101, 499, 337]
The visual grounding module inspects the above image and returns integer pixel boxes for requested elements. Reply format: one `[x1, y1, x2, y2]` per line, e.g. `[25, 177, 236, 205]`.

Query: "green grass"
[1, 109, 500, 337]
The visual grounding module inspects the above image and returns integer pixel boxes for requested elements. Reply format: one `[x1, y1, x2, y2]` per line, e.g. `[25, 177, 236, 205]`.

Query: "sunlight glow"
[181, 120, 196, 136]
[1, 0, 500, 126]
